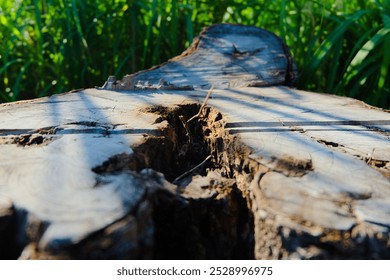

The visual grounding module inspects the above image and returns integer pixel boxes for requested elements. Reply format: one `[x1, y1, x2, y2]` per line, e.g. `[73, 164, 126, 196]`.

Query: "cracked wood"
[0, 24, 390, 259]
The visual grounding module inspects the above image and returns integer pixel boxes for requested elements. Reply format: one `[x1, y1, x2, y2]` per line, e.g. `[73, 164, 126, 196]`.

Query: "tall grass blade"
[0, 59, 22, 76]
[12, 61, 31, 101]
[300, 10, 369, 85]
[143, 0, 158, 68]
[347, 27, 390, 73]
[71, 0, 89, 50]
[378, 13, 390, 90]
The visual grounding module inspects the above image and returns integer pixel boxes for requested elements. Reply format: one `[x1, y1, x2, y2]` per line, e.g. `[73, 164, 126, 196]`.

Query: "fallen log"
[0, 24, 389, 259]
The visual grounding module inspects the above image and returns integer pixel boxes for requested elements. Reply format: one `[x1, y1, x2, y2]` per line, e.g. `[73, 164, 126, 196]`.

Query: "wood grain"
[112, 24, 297, 90]
[0, 24, 389, 259]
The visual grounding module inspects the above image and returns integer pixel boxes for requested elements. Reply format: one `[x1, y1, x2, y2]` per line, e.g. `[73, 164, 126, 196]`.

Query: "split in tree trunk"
[0, 24, 389, 259]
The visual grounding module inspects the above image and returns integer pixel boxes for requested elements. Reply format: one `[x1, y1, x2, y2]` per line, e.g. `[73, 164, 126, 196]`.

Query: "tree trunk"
[0, 24, 389, 259]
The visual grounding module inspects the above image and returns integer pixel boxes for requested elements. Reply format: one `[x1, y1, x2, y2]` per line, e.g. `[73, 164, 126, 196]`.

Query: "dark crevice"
[0, 205, 20, 259]
[317, 139, 340, 147]
[93, 104, 214, 182]
[8, 134, 52, 146]
[92, 103, 255, 259]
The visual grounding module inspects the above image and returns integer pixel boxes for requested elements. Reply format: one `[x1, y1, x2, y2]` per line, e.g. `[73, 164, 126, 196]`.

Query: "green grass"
[1, 0, 389, 108]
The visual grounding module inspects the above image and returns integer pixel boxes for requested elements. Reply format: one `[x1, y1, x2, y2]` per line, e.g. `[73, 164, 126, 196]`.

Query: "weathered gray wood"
[0, 24, 389, 259]
[110, 23, 297, 90]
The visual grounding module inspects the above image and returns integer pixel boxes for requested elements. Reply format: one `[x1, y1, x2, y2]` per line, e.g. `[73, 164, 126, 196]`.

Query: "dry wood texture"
[0, 24, 389, 259]
[111, 24, 297, 90]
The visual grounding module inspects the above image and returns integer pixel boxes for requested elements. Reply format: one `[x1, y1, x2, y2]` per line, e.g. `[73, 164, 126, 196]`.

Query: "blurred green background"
[1, 0, 389, 108]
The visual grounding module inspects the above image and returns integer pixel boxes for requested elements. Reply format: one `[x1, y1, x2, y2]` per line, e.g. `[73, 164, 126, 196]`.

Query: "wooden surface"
[0, 24, 389, 259]
[111, 24, 297, 90]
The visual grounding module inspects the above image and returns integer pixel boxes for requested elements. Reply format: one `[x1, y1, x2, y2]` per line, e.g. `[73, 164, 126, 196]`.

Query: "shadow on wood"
[0, 24, 389, 259]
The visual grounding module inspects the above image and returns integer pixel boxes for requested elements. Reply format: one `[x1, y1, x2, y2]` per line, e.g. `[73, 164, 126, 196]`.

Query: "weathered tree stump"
[0, 24, 389, 259]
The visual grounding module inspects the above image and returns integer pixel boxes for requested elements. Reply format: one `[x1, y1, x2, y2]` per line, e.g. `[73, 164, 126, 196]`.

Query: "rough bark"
[0, 24, 389, 259]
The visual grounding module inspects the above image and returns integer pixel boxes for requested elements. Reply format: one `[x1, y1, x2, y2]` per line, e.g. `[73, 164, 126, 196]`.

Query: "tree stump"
[0, 24, 389, 259]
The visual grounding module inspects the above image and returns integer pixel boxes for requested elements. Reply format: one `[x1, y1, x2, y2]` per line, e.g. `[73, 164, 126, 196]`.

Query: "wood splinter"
[187, 85, 214, 123]
[179, 115, 192, 143]
[172, 155, 212, 185]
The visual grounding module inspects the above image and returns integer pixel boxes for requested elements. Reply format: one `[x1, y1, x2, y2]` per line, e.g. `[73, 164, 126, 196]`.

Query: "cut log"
[0, 24, 389, 259]
[111, 24, 297, 90]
